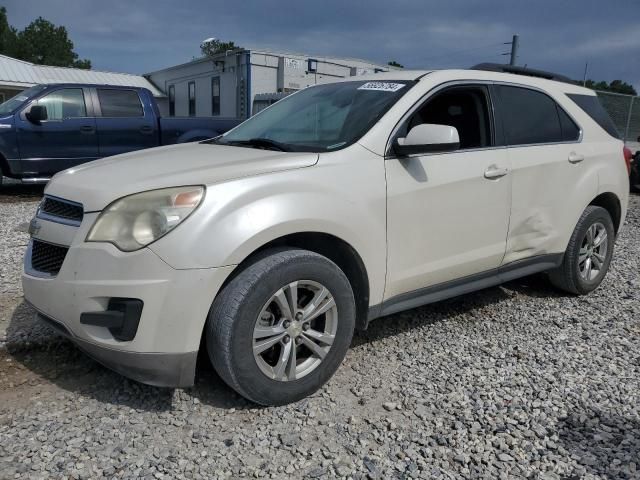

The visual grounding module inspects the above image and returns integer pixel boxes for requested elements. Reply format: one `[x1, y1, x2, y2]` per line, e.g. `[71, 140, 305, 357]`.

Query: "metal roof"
[146, 47, 398, 76]
[0, 54, 164, 97]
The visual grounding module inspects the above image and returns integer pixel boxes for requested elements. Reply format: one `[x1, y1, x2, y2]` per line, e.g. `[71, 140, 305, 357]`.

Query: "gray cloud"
[4, 0, 639, 90]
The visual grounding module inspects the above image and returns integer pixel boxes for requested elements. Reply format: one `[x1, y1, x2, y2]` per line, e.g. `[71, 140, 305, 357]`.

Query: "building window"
[168, 85, 175, 116]
[211, 77, 220, 116]
[188, 81, 196, 117]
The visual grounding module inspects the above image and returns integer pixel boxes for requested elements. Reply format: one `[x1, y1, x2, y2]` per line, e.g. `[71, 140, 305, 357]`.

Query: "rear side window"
[567, 93, 620, 139]
[557, 107, 580, 141]
[497, 85, 562, 145]
[97, 89, 143, 117]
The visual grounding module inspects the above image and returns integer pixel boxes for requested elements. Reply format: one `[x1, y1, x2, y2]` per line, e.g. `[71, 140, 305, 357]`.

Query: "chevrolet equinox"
[23, 67, 630, 405]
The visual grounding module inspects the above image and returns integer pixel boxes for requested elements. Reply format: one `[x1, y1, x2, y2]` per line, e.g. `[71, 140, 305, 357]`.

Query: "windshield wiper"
[221, 138, 291, 152]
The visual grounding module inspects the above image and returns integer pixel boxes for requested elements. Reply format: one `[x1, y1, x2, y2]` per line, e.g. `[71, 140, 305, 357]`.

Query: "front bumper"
[22, 213, 235, 387]
[36, 312, 197, 387]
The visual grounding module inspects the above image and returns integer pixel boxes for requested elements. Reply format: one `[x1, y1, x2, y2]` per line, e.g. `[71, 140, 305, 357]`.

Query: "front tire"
[206, 249, 356, 406]
[549, 206, 615, 295]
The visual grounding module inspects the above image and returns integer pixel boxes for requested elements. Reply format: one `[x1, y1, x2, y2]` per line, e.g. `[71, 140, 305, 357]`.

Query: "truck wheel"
[206, 249, 356, 406]
[549, 206, 615, 295]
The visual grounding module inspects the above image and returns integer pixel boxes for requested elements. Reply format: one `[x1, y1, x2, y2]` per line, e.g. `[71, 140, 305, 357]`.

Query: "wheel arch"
[218, 231, 371, 331]
[176, 129, 218, 143]
[589, 192, 622, 235]
[0, 151, 10, 177]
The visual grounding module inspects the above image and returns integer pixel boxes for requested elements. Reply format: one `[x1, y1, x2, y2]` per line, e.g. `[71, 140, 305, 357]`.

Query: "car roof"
[339, 69, 595, 96]
[38, 83, 148, 90]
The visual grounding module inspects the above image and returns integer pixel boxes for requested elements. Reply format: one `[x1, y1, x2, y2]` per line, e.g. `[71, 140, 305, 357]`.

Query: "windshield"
[214, 80, 413, 152]
[0, 85, 48, 116]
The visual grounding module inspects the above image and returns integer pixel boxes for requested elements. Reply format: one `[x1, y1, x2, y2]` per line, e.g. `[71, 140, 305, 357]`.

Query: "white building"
[146, 48, 397, 119]
[0, 54, 164, 102]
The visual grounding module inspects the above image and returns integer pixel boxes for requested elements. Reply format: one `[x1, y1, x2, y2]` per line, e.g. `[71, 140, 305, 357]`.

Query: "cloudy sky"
[5, 0, 640, 89]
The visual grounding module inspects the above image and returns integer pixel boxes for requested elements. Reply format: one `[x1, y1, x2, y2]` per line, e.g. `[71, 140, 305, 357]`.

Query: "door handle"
[139, 126, 153, 135]
[568, 152, 584, 164]
[484, 165, 509, 179]
[80, 125, 95, 134]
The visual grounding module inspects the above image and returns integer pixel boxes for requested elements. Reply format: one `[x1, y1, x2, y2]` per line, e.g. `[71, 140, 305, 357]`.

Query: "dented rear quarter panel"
[503, 143, 599, 264]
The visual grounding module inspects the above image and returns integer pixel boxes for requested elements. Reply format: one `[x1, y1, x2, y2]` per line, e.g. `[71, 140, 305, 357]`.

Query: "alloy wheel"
[578, 222, 608, 281]
[252, 280, 338, 381]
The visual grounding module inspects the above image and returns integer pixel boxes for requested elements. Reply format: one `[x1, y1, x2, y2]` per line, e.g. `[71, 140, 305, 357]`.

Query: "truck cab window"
[97, 89, 143, 117]
[406, 86, 492, 149]
[35, 88, 87, 120]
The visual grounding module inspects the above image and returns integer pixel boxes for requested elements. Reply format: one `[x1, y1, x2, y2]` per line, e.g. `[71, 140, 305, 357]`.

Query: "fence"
[596, 90, 640, 145]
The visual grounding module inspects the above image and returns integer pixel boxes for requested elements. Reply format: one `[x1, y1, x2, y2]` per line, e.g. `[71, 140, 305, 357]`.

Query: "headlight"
[86, 186, 204, 251]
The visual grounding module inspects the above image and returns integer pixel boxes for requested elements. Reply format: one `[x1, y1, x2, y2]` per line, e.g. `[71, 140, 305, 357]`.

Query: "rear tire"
[206, 249, 356, 406]
[549, 206, 615, 294]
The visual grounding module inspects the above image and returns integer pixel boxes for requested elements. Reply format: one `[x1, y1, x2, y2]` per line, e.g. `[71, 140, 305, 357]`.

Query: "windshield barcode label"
[358, 82, 405, 92]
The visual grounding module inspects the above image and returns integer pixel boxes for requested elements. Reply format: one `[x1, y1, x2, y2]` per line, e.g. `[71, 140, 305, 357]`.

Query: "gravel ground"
[0, 191, 639, 480]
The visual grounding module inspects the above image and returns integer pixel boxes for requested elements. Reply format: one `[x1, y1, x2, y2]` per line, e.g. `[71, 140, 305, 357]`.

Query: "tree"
[388, 60, 404, 68]
[0, 7, 18, 57]
[201, 39, 241, 57]
[585, 79, 636, 96]
[0, 9, 91, 69]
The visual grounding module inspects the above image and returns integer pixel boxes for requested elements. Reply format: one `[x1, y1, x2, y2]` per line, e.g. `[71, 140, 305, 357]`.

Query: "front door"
[385, 84, 511, 300]
[16, 87, 98, 175]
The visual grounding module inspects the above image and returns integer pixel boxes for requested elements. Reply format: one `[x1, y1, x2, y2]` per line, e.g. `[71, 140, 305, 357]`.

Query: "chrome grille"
[40, 196, 84, 224]
[30, 240, 69, 275]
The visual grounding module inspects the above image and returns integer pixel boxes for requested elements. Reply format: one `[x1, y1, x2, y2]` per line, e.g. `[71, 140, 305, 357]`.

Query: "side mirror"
[394, 124, 460, 156]
[26, 105, 48, 124]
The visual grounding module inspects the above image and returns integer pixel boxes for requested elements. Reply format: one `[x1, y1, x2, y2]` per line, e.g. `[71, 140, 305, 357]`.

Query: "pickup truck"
[0, 83, 241, 186]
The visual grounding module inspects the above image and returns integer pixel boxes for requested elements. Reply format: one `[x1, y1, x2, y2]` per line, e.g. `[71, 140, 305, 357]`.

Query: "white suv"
[23, 67, 629, 405]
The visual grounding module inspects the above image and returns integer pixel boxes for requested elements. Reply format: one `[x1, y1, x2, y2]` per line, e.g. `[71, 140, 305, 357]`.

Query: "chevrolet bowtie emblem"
[28, 218, 41, 236]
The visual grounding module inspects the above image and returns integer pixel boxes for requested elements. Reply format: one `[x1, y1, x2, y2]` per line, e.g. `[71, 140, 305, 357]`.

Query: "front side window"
[404, 85, 492, 149]
[211, 77, 220, 116]
[97, 89, 143, 117]
[35, 88, 87, 120]
[0, 84, 48, 116]
[216, 80, 413, 152]
[497, 85, 563, 145]
[188, 81, 196, 117]
[168, 85, 175, 116]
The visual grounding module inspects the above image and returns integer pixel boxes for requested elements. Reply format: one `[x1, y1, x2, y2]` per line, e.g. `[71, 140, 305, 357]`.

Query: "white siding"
[147, 49, 396, 119]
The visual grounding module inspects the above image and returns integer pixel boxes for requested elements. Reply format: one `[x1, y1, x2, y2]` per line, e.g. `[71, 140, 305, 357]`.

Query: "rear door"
[494, 84, 596, 264]
[93, 88, 158, 157]
[15, 87, 98, 175]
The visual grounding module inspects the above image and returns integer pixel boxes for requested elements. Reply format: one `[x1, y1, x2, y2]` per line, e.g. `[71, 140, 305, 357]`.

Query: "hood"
[45, 142, 319, 211]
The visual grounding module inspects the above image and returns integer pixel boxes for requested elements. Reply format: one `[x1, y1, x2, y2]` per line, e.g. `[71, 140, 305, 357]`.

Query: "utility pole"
[582, 62, 589, 86]
[502, 35, 519, 65]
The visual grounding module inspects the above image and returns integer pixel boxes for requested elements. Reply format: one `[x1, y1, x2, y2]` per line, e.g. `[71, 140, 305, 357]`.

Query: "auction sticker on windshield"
[357, 82, 406, 92]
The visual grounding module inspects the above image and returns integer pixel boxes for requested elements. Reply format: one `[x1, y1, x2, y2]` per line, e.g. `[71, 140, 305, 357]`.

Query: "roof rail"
[470, 63, 577, 85]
